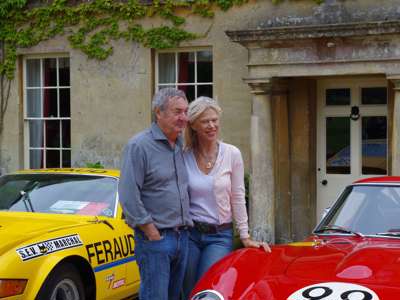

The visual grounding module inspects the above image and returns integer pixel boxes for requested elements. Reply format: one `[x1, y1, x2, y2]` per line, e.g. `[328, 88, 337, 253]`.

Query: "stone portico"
[228, 19, 400, 243]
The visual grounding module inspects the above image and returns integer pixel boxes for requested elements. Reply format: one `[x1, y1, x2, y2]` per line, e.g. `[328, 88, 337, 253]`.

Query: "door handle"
[321, 179, 328, 186]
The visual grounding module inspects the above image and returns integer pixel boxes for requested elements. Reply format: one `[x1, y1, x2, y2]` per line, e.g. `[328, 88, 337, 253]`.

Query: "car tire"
[36, 263, 86, 300]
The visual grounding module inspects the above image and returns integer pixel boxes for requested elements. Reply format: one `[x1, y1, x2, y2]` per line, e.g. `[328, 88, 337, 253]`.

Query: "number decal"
[302, 287, 333, 300]
[287, 282, 379, 300]
[341, 290, 372, 300]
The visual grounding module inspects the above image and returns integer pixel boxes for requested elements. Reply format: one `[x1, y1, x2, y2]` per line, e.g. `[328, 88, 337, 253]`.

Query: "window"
[24, 57, 71, 168]
[156, 49, 213, 101]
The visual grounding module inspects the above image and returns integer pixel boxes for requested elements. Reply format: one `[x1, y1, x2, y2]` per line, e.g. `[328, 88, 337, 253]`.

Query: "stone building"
[2, 0, 400, 243]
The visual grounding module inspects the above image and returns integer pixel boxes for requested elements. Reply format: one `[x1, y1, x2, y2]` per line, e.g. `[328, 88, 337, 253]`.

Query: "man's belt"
[159, 225, 189, 233]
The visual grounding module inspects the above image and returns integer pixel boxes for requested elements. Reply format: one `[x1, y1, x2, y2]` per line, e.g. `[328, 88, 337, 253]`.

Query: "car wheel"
[36, 263, 86, 300]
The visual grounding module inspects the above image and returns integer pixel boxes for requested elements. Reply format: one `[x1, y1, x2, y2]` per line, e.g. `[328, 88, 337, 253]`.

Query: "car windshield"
[0, 173, 117, 217]
[316, 184, 400, 236]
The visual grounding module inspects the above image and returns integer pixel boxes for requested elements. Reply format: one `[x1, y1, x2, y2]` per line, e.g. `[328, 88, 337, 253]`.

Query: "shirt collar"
[150, 122, 183, 147]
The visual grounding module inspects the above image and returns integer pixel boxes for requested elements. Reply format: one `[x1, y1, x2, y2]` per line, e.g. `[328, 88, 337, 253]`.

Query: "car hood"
[0, 211, 94, 255]
[192, 237, 400, 299]
[285, 237, 400, 286]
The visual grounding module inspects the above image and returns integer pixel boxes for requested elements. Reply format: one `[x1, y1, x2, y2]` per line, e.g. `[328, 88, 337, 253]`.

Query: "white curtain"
[26, 59, 44, 168]
[158, 53, 176, 84]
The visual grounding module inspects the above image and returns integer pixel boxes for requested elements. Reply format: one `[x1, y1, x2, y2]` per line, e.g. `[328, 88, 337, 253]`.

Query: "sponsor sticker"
[106, 273, 115, 289]
[288, 282, 379, 300]
[112, 278, 125, 289]
[16, 234, 83, 261]
[86, 234, 135, 266]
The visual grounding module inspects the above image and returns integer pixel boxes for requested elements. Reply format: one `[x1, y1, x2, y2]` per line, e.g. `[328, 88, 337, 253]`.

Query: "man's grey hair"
[152, 88, 187, 112]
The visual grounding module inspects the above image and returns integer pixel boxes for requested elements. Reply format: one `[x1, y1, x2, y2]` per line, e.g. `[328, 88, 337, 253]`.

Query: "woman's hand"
[241, 238, 271, 252]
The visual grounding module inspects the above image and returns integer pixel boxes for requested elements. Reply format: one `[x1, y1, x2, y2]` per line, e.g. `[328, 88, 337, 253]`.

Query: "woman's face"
[191, 108, 220, 143]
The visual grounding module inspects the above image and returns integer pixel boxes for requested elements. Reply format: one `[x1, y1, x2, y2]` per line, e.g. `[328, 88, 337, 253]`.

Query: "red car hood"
[286, 237, 400, 285]
[192, 236, 400, 299]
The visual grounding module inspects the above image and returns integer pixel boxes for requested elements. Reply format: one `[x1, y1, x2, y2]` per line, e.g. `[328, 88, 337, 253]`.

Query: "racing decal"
[86, 234, 135, 267]
[16, 234, 83, 261]
[287, 282, 379, 300]
[104, 274, 126, 289]
[105, 273, 115, 288]
[112, 278, 125, 289]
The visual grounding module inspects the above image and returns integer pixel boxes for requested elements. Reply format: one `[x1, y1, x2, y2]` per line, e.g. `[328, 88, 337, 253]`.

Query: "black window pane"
[326, 88, 350, 106]
[326, 117, 350, 174]
[62, 120, 71, 148]
[361, 87, 387, 105]
[197, 50, 212, 83]
[29, 120, 44, 148]
[178, 85, 195, 102]
[59, 58, 70, 86]
[43, 58, 57, 87]
[46, 120, 60, 148]
[62, 150, 71, 167]
[60, 89, 70, 117]
[30, 150, 44, 169]
[362, 116, 387, 175]
[178, 52, 194, 83]
[197, 85, 213, 99]
[46, 150, 60, 168]
[43, 89, 58, 117]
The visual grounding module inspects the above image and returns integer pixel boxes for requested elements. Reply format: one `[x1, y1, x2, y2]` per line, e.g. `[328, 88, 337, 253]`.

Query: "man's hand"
[139, 223, 162, 241]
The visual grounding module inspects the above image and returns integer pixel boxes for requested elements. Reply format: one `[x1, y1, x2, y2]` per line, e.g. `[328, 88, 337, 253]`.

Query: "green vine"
[0, 0, 325, 166]
[0, 0, 255, 80]
[0, 0, 325, 80]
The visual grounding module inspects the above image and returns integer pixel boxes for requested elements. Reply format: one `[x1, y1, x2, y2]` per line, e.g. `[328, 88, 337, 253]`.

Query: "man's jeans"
[182, 227, 233, 299]
[134, 228, 189, 300]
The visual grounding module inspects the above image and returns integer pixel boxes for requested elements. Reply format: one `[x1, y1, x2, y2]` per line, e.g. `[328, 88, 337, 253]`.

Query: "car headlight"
[191, 289, 225, 300]
[0, 279, 28, 298]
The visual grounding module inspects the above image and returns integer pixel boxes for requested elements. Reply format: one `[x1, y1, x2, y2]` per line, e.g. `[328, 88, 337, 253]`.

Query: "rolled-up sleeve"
[118, 141, 153, 228]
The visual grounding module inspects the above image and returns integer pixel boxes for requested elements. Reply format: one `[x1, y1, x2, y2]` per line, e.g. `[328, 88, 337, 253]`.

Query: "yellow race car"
[0, 168, 139, 300]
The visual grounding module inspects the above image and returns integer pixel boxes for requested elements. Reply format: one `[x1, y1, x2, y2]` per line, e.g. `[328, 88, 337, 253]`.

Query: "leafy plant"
[0, 0, 324, 164]
[85, 161, 104, 169]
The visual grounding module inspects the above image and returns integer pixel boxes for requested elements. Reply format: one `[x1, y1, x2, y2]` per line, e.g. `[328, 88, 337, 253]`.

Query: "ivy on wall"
[0, 0, 253, 80]
[0, 0, 324, 160]
[1, 0, 324, 80]
[0, 0, 251, 153]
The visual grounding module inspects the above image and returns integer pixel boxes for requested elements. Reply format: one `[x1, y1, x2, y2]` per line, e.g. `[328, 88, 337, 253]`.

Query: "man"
[118, 88, 192, 300]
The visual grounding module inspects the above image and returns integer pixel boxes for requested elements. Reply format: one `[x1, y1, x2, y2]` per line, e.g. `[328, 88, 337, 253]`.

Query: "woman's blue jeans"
[134, 228, 189, 300]
[182, 226, 233, 299]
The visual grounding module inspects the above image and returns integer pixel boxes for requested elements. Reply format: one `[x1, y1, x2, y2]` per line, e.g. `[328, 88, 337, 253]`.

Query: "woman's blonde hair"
[184, 96, 222, 150]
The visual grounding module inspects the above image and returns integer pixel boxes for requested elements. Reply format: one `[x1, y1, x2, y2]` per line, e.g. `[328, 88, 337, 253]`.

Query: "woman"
[182, 96, 270, 299]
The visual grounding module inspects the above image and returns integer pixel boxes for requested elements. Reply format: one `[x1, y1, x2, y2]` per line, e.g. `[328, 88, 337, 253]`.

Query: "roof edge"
[226, 20, 400, 43]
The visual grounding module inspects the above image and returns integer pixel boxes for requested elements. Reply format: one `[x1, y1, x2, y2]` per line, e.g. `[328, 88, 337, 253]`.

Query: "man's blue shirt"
[118, 122, 192, 229]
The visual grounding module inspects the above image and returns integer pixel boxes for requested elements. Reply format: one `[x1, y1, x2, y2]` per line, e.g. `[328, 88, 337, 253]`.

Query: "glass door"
[317, 78, 387, 221]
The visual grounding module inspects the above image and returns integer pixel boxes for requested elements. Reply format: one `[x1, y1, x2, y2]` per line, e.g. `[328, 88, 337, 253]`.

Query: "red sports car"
[191, 176, 400, 300]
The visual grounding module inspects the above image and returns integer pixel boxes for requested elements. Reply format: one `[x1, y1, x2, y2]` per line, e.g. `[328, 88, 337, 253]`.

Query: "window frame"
[155, 47, 213, 100]
[23, 54, 71, 169]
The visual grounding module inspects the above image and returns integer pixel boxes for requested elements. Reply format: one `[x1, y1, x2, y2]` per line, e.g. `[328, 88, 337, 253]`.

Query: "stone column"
[272, 79, 291, 243]
[244, 77, 275, 243]
[388, 76, 400, 175]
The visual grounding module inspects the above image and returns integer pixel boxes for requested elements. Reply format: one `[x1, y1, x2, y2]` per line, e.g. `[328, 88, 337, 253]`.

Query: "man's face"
[156, 96, 188, 141]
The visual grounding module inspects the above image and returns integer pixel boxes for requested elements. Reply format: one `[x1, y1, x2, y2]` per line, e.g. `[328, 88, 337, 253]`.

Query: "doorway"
[316, 77, 388, 221]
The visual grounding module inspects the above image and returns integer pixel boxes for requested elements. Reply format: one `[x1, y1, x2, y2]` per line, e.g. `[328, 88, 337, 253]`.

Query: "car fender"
[192, 247, 282, 299]
[15, 250, 93, 299]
